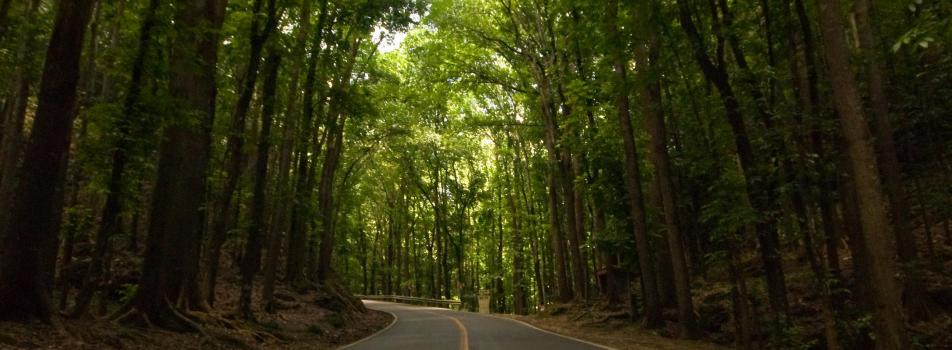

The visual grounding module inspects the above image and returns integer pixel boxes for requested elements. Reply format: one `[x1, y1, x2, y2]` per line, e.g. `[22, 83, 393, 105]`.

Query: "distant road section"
[342, 300, 613, 350]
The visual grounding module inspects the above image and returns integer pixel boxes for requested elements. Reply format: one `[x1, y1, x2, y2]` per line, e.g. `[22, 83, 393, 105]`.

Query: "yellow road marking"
[428, 311, 469, 350]
[449, 315, 469, 350]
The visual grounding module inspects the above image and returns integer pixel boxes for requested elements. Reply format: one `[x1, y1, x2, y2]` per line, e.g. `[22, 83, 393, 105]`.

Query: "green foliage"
[700, 172, 758, 245]
[5, 0, 947, 345]
[118, 284, 139, 305]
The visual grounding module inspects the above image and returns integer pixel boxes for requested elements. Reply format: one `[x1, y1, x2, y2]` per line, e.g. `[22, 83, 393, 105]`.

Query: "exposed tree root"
[165, 299, 211, 338]
[186, 311, 242, 330]
[570, 309, 591, 322]
[49, 316, 68, 336]
[108, 300, 278, 349]
[185, 309, 282, 345]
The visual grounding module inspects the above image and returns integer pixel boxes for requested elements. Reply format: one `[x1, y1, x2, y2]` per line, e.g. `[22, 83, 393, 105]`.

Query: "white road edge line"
[483, 313, 617, 350]
[338, 305, 399, 349]
[348, 300, 616, 350]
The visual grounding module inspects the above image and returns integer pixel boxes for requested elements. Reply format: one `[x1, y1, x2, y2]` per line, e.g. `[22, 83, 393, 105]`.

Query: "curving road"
[341, 300, 613, 350]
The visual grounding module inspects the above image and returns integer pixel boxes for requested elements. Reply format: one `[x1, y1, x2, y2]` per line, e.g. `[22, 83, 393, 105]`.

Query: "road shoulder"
[338, 306, 398, 349]
[495, 313, 728, 350]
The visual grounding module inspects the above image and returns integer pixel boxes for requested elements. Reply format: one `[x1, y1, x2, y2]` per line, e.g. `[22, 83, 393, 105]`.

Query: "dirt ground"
[499, 305, 728, 350]
[0, 271, 391, 350]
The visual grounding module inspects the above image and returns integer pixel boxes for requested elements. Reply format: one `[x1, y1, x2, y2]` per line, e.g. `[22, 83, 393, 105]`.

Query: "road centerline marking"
[427, 310, 469, 350]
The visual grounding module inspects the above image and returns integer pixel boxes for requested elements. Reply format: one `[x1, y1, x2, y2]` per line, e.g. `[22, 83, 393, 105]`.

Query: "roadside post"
[478, 289, 490, 314]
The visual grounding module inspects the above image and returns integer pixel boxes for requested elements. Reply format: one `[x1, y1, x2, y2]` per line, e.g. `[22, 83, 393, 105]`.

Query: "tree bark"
[0, 0, 12, 37]
[634, 35, 700, 338]
[815, 0, 908, 347]
[125, 0, 227, 327]
[261, 0, 311, 310]
[0, 0, 97, 322]
[70, 0, 161, 317]
[204, 0, 279, 305]
[286, 0, 330, 288]
[0, 0, 43, 243]
[606, 0, 663, 328]
[504, 135, 528, 314]
[315, 35, 361, 283]
[239, 52, 280, 319]
[677, 0, 790, 322]
[853, 0, 930, 322]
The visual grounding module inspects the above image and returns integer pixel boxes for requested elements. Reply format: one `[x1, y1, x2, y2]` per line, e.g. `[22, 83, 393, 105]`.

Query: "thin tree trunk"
[538, 71, 573, 302]
[262, 0, 309, 308]
[570, 156, 590, 299]
[606, 0, 662, 328]
[635, 33, 700, 338]
[678, 0, 790, 322]
[129, 206, 140, 251]
[545, 171, 572, 301]
[239, 52, 280, 319]
[911, 176, 938, 269]
[204, 0, 278, 305]
[286, 0, 330, 288]
[518, 148, 545, 306]
[70, 0, 161, 317]
[315, 36, 361, 283]
[726, 239, 756, 349]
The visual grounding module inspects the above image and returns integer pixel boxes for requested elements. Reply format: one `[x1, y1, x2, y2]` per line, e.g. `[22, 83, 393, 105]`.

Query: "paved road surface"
[342, 300, 612, 350]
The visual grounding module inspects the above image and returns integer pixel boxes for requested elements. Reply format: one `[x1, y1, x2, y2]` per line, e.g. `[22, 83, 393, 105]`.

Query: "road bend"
[342, 300, 612, 350]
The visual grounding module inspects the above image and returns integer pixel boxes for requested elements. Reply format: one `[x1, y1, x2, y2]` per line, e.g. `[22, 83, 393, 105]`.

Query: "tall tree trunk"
[545, 171, 572, 302]
[238, 52, 280, 319]
[0, 0, 97, 322]
[124, 0, 227, 326]
[677, 0, 790, 322]
[70, 0, 161, 317]
[649, 173, 676, 309]
[815, 0, 908, 347]
[315, 36, 361, 283]
[853, 0, 930, 322]
[788, 0, 845, 291]
[505, 140, 527, 314]
[286, 0, 330, 288]
[606, 0, 662, 328]
[0, 0, 12, 37]
[634, 30, 700, 338]
[553, 78, 587, 301]
[726, 238, 757, 349]
[262, 0, 311, 310]
[0, 0, 43, 243]
[838, 149, 873, 312]
[204, 0, 278, 305]
[516, 142, 546, 306]
[535, 68, 573, 302]
[129, 205, 140, 251]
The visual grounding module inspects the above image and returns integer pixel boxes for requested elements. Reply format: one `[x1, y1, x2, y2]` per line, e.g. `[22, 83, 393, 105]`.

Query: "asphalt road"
[341, 300, 613, 350]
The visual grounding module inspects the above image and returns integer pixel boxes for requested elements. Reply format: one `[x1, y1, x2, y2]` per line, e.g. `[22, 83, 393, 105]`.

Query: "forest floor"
[504, 225, 952, 350]
[0, 262, 391, 350]
[502, 303, 729, 350]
